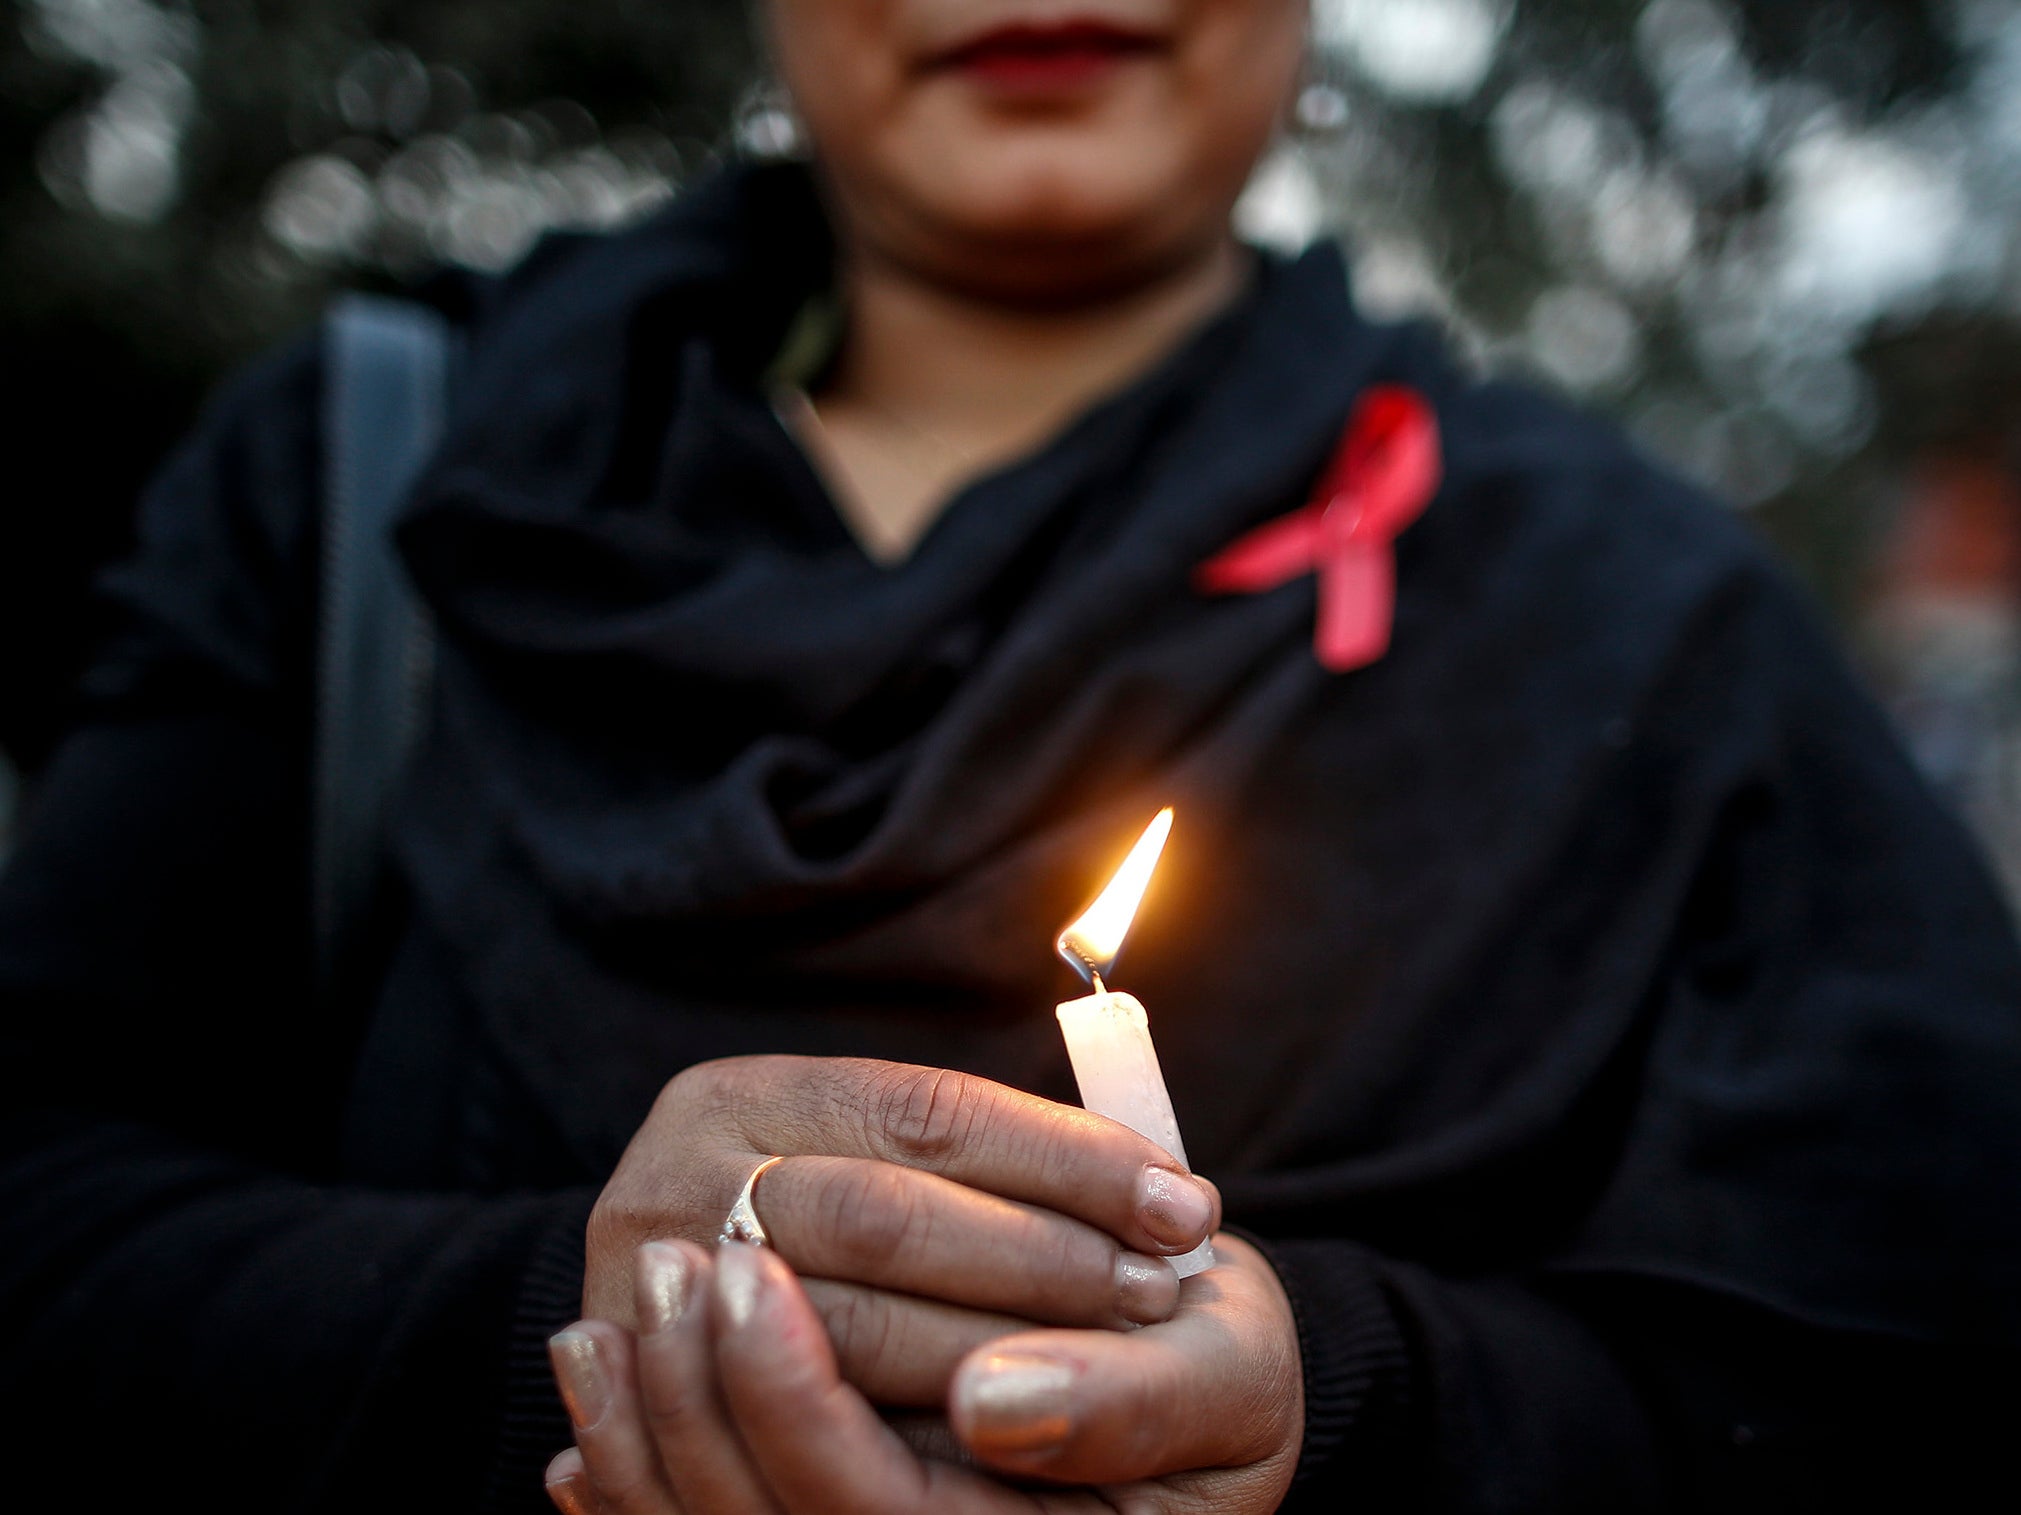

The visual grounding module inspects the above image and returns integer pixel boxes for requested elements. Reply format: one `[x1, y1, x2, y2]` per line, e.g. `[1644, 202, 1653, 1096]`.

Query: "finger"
[711, 1242, 1077, 1515]
[546, 1448, 608, 1515]
[758, 1156, 1181, 1328]
[804, 1278, 1027, 1405]
[884, 1412, 978, 1467]
[632, 1241, 784, 1515]
[947, 1235, 1304, 1487]
[708, 1056, 1218, 1258]
[549, 1321, 681, 1514]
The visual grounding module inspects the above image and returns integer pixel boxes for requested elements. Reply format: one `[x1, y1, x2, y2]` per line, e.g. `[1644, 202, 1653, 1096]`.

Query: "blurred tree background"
[6, 0, 2021, 888]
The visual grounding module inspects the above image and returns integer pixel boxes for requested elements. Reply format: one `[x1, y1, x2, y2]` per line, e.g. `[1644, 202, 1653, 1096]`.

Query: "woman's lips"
[932, 21, 1164, 93]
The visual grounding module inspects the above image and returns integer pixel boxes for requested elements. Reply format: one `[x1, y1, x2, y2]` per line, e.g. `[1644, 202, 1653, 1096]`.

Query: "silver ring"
[718, 1156, 787, 1247]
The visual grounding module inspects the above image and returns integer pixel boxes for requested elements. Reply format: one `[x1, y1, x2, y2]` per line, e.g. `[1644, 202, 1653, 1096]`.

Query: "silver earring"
[1294, 80, 1351, 134]
[734, 78, 807, 160]
[1290, 43, 1351, 137]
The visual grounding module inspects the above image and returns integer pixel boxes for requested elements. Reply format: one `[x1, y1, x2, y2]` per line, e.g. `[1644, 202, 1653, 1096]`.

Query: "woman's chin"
[866, 155, 1226, 291]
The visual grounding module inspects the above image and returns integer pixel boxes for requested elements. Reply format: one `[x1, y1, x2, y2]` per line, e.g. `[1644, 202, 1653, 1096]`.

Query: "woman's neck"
[798, 238, 1250, 562]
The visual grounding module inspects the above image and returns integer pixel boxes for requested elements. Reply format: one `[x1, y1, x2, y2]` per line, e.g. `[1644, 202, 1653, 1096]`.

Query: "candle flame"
[1056, 808, 1173, 986]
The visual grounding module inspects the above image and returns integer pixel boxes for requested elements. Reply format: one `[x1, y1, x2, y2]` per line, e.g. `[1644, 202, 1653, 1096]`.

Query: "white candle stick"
[1053, 808, 1216, 1278]
[1056, 986, 1216, 1277]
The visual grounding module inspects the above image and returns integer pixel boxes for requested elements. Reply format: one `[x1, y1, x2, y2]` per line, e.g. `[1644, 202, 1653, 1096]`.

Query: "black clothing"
[4, 162, 2019, 1512]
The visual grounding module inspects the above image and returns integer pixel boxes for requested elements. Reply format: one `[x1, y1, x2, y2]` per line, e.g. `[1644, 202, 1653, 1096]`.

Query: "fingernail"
[1138, 1166, 1214, 1249]
[955, 1351, 1079, 1455]
[545, 1453, 592, 1515]
[637, 1241, 693, 1335]
[1114, 1251, 1180, 1324]
[548, 1328, 613, 1432]
[715, 1241, 765, 1330]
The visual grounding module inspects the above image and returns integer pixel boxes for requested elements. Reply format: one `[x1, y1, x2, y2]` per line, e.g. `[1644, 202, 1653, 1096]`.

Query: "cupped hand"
[546, 1233, 1304, 1515]
[584, 1057, 1220, 1401]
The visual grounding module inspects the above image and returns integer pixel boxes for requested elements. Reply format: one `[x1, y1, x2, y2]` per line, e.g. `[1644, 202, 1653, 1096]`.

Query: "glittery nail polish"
[955, 1351, 1078, 1455]
[715, 1241, 765, 1329]
[548, 1328, 613, 1431]
[1114, 1251, 1180, 1324]
[637, 1241, 692, 1334]
[1138, 1165, 1213, 1249]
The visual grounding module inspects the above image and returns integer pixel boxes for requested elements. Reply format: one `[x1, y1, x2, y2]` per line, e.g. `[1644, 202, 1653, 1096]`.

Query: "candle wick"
[1090, 972, 1107, 995]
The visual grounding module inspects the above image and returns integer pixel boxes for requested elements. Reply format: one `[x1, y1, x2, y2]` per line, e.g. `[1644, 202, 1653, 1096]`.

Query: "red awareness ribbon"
[1195, 384, 1442, 672]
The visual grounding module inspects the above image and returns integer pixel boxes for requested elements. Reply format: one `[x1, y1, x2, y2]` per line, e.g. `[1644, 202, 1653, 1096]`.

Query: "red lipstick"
[934, 19, 1163, 94]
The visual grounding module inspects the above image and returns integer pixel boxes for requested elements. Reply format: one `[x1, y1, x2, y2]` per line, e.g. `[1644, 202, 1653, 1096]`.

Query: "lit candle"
[1055, 809, 1215, 1278]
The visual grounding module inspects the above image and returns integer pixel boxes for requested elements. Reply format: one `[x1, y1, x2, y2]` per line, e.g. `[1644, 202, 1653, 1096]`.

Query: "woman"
[2, 1, 2017, 1512]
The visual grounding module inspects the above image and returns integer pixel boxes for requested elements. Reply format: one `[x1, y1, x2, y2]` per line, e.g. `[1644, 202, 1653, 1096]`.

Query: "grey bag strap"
[313, 294, 451, 999]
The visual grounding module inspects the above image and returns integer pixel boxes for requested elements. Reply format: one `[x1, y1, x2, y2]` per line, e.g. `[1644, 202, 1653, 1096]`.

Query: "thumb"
[946, 1235, 1301, 1485]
